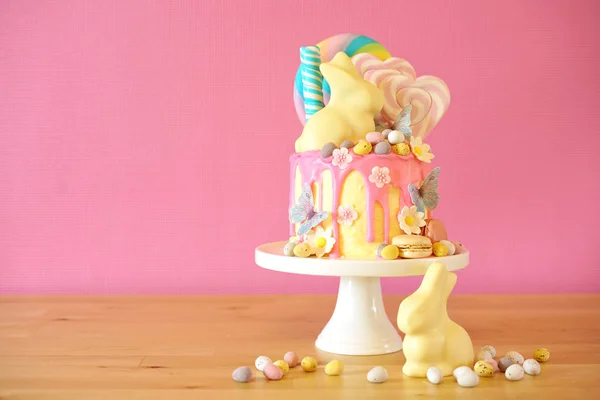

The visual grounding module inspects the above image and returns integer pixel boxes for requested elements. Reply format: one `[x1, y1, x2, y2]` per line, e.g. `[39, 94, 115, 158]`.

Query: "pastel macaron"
[392, 235, 433, 258]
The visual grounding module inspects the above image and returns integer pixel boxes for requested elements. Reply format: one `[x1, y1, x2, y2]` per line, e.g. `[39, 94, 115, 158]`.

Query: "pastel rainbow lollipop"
[299, 46, 324, 121]
[294, 34, 391, 125]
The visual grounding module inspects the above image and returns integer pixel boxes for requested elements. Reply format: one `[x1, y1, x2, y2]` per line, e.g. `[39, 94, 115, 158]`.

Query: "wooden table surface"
[0, 295, 599, 399]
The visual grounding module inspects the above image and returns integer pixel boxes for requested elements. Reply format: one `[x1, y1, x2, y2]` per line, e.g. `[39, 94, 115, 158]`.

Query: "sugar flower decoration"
[306, 226, 336, 257]
[397, 205, 426, 235]
[337, 204, 358, 226]
[410, 137, 434, 163]
[368, 166, 391, 188]
[331, 147, 353, 170]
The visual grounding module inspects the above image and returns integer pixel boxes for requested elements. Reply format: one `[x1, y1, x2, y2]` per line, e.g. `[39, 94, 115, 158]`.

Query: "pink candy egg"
[366, 131, 384, 144]
[486, 358, 500, 372]
[263, 363, 284, 380]
[284, 351, 300, 367]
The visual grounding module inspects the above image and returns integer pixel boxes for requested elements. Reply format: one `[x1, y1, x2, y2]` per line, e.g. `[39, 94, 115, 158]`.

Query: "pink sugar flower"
[368, 166, 391, 188]
[331, 148, 353, 170]
[337, 204, 358, 226]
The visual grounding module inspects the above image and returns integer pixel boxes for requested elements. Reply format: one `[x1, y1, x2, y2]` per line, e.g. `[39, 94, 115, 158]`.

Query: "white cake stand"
[255, 241, 469, 356]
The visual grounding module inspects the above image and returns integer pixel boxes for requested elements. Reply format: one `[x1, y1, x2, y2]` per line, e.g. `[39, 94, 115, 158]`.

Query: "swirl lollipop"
[294, 34, 391, 125]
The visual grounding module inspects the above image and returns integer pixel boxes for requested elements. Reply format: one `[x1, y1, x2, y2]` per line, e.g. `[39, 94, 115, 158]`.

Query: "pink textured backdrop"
[1, 0, 599, 294]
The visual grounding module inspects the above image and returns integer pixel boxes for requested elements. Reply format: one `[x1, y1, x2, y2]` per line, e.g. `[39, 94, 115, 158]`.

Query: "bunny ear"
[419, 262, 448, 294]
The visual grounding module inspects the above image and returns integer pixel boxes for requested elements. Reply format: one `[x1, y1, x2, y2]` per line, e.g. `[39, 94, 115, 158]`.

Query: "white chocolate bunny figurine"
[294, 52, 384, 152]
[397, 262, 474, 377]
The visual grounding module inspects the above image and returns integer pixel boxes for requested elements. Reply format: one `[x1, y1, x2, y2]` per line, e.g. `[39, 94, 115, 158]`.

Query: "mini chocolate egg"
[474, 361, 494, 377]
[283, 241, 297, 256]
[283, 351, 299, 367]
[476, 349, 493, 361]
[376, 243, 387, 257]
[388, 130, 405, 145]
[457, 370, 479, 388]
[232, 366, 253, 383]
[374, 141, 392, 154]
[325, 360, 344, 376]
[301, 356, 318, 372]
[453, 366, 473, 379]
[263, 363, 284, 380]
[423, 219, 448, 243]
[505, 364, 524, 381]
[392, 143, 410, 156]
[440, 240, 456, 256]
[498, 357, 515, 372]
[367, 366, 388, 383]
[505, 351, 525, 365]
[255, 356, 272, 372]
[366, 131, 384, 144]
[480, 345, 497, 358]
[382, 129, 392, 139]
[340, 140, 355, 149]
[381, 244, 399, 260]
[353, 140, 372, 155]
[320, 142, 337, 159]
[533, 348, 550, 362]
[486, 358, 500, 372]
[452, 241, 466, 253]
[273, 360, 289, 375]
[432, 242, 449, 257]
[426, 367, 443, 384]
[293, 243, 311, 258]
[523, 359, 541, 375]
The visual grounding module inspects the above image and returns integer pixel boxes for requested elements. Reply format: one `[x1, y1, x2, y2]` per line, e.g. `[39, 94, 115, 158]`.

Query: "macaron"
[391, 235, 433, 259]
[422, 219, 448, 243]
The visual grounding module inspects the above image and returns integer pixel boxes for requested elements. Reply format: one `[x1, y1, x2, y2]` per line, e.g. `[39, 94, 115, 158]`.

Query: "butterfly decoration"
[289, 183, 328, 236]
[393, 104, 413, 140]
[408, 167, 440, 213]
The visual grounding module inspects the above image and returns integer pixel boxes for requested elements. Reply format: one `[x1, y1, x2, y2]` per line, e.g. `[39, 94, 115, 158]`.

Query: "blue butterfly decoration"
[408, 167, 440, 213]
[289, 183, 328, 236]
[393, 104, 412, 140]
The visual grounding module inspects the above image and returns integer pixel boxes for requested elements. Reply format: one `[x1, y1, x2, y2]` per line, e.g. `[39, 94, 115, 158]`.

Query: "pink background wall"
[1, 0, 599, 294]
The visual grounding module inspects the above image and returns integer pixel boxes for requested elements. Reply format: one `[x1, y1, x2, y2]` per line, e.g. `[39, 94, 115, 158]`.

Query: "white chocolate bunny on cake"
[294, 52, 384, 152]
[397, 262, 474, 377]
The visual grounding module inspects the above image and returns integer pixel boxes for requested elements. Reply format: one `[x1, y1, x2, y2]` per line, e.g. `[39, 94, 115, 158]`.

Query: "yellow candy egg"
[353, 140, 372, 155]
[273, 360, 290, 375]
[533, 348, 550, 363]
[325, 360, 344, 376]
[474, 361, 495, 377]
[301, 356, 318, 372]
[381, 244, 399, 260]
[293, 243, 311, 258]
[433, 242, 449, 257]
[393, 143, 410, 156]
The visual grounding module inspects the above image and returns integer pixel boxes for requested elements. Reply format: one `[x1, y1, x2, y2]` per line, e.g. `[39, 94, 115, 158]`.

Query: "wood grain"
[1, 295, 599, 399]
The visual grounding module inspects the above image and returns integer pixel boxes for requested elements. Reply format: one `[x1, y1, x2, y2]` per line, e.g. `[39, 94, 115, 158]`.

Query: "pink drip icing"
[288, 151, 430, 254]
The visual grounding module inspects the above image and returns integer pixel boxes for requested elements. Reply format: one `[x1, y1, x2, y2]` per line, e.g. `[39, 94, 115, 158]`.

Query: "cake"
[285, 34, 457, 260]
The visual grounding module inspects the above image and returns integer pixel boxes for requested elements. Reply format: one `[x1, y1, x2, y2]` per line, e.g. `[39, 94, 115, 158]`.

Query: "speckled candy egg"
[480, 345, 497, 358]
[293, 243, 311, 258]
[477, 349, 493, 361]
[374, 141, 392, 154]
[498, 357, 516, 372]
[453, 366, 473, 379]
[534, 348, 550, 362]
[393, 143, 410, 156]
[440, 240, 456, 256]
[232, 366, 253, 383]
[301, 356, 318, 372]
[367, 366, 388, 383]
[381, 244, 399, 260]
[376, 243, 387, 257]
[457, 370, 480, 388]
[426, 367, 443, 384]
[340, 140, 355, 149]
[505, 364, 524, 381]
[474, 361, 495, 377]
[432, 242, 449, 257]
[505, 351, 525, 365]
[273, 360, 289, 375]
[283, 351, 299, 367]
[353, 140, 372, 155]
[366, 131, 384, 144]
[283, 241, 297, 256]
[254, 356, 272, 372]
[263, 363, 284, 380]
[523, 359, 541, 375]
[325, 360, 344, 376]
[382, 129, 392, 139]
[387, 130, 405, 145]
[486, 358, 500, 372]
[320, 142, 337, 159]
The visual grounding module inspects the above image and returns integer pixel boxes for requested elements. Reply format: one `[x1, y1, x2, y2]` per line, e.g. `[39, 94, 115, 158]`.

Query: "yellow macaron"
[391, 235, 433, 259]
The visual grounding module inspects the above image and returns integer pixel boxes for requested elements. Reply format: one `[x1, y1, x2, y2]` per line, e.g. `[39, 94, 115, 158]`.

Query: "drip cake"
[285, 34, 462, 260]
